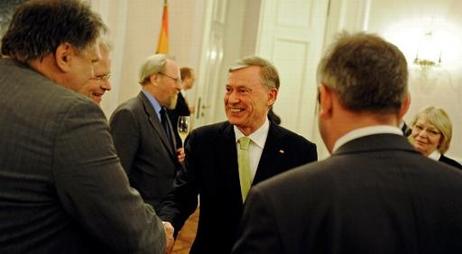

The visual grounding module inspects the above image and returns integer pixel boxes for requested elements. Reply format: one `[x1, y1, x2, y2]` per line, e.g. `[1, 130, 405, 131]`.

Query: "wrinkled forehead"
[79, 42, 101, 61]
[227, 66, 263, 86]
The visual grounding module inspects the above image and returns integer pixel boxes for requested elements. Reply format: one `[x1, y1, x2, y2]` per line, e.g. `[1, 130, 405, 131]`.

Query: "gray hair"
[138, 54, 167, 85]
[229, 56, 280, 90]
[317, 32, 408, 114]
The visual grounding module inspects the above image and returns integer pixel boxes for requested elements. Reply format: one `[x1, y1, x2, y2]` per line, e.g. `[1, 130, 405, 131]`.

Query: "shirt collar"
[428, 150, 442, 161]
[234, 117, 270, 149]
[333, 125, 403, 152]
[142, 89, 162, 120]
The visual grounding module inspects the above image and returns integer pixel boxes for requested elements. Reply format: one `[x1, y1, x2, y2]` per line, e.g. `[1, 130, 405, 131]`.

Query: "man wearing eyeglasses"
[109, 54, 183, 217]
[78, 41, 112, 104]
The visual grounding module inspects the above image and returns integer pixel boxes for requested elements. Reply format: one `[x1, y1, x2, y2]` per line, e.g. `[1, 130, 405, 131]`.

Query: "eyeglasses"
[92, 73, 111, 82]
[413, 124, 441, 137]
[160, 72, 182, 84]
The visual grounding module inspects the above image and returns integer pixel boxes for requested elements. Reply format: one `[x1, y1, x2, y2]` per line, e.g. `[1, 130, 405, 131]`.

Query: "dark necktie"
[160, 107, 175, 149]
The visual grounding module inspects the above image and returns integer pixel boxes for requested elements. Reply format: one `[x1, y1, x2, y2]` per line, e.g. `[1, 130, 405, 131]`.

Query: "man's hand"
[162, 221, 175, 254]
[176, 148, 185, 163]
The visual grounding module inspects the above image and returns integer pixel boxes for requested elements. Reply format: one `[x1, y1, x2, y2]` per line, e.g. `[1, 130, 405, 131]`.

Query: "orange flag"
[156, 0, 169, 54]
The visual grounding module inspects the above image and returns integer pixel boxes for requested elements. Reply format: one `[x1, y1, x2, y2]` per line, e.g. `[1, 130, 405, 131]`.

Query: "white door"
[256, 0, 329, 144]
[193, 0, 228, 128]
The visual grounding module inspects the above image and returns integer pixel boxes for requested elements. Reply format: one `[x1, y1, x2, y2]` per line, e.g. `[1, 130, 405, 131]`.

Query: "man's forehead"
[165, 60, 179, 73]
[80, 42, 101, 60]
[228, 71, 262, 86]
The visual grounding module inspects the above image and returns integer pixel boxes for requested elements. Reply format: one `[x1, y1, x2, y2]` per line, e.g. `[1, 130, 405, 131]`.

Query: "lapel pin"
[278, 149, 285, 154]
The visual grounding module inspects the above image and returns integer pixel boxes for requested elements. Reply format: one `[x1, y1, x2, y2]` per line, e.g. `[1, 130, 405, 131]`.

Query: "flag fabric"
[156, 0, 169, 54]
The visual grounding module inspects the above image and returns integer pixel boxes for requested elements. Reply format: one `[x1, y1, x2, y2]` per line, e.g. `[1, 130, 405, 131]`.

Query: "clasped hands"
[162, 221, 175, 254]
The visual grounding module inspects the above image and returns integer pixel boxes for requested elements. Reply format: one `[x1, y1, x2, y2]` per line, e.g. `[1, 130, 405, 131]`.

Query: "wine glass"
[177, 116, 191, 146]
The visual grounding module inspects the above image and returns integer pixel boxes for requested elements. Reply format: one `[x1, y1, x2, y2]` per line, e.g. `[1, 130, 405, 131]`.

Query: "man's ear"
[149, 74, 160, 86]
[55, 42, 74, 73]
[267, 88, 278, 106]
[399, 92, 411, 120]
[318, 84, 333, 118]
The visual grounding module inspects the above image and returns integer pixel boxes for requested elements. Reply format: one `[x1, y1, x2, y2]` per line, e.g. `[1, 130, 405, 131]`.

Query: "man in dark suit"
[0, 1, 167, 253]
[110, 54, 184, 211]
[160, 56, 318, 254]
[232, 33, 462, 254]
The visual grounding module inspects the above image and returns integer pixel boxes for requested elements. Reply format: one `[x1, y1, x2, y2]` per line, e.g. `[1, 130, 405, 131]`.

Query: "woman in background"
[409, 106, 462, 169]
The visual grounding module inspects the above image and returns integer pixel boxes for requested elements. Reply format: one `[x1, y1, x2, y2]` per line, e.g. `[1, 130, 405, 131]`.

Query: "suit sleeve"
[232, 186, 283, 254]
[53, 100, 165, 254]
[159, 131, 199, 233]
[109, 108, 139, 175]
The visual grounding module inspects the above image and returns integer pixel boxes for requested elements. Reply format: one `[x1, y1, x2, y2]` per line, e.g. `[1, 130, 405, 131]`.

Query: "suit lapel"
[218, 123, 244, 205]
[253, 123, 285, 184]
[138, 92, 176, 156]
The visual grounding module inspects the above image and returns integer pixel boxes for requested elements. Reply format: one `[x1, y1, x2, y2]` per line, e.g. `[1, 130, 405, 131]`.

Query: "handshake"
[162, 221, 175, 254]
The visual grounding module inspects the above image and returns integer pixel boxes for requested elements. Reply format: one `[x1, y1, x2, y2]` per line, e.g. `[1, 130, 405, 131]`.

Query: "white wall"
[90, 0, 461, 160]
[90, 0, 206, 119]
[367, 0, 462, 160]
[323, 0, 461, 160]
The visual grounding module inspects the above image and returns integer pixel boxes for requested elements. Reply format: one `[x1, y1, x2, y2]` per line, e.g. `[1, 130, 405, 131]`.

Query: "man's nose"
[101, 81, 111, 91]
[227, 91, 240, 103]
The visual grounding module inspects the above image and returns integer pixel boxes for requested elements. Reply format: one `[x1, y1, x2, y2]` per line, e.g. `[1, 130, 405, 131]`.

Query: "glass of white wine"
[177, 116, 191, 146]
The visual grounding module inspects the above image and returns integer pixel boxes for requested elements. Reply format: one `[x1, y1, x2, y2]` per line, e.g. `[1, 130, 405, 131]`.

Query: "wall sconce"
[413, 31, 442, 69]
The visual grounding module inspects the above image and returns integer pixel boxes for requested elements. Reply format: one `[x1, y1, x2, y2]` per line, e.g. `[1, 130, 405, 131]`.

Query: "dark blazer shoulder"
[440, 154, 462, 169]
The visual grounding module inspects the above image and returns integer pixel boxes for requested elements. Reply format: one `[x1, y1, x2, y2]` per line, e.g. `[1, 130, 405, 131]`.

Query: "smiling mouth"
[228, 107, 245, 113]
[415, 139, 429, 145]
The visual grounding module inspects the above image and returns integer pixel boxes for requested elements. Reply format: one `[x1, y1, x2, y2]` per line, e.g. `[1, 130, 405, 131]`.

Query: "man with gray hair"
[232, 32, 462, 253]
[0, 0, 166, 253]
[110, 54, 183, 213]
[159, 56, 317, 254]
[78, 40, 112, 104]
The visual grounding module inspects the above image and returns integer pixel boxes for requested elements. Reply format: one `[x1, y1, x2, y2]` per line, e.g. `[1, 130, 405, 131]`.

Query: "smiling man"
[78, 41, 111, 104]
[159, 56, 317, 254]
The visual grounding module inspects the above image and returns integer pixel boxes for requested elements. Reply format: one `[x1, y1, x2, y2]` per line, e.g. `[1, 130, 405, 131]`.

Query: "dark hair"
[317, 32, 408, 114]
[1, 0, 106, 62]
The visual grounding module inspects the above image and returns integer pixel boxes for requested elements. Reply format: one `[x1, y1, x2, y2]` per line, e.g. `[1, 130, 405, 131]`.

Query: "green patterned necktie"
[238, 136, 252, 202]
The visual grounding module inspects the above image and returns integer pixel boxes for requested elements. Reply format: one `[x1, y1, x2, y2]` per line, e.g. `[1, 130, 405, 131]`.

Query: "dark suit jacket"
[0, 58, 164, 253]
[168, 92, 191, 148]
[439, 154, 462, 169]
[160, 121, 317, 254]
[110, 92, 182, 210]
[233, 134, 462, 254]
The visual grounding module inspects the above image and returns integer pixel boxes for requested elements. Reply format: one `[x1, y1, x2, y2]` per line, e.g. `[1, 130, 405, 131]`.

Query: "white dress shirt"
[333, 125, 403, 153]
[234, 118, 270, 182]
